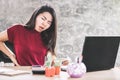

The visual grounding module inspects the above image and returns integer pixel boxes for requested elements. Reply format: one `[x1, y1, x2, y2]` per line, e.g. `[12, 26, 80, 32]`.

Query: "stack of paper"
[0, 67, 31, 76]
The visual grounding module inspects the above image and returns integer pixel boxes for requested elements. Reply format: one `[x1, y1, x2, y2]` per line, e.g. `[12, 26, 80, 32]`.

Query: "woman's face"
[35, 12, 52, 32]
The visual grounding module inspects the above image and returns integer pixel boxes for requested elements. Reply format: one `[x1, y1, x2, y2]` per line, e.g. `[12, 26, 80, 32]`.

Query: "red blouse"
[7, 25, 47, 66]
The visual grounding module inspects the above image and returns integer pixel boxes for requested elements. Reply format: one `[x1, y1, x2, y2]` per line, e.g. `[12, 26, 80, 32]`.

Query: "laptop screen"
[82, 36, 120, 72]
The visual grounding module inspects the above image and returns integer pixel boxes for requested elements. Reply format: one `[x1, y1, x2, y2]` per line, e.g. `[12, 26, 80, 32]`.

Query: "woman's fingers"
[62, 60, 69, 65]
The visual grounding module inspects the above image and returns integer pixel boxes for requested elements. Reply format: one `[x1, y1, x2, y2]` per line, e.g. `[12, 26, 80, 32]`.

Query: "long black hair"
[25, 5, 57, 55]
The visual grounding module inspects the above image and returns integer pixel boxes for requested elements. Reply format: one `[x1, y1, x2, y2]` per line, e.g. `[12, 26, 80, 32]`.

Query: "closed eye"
[48, 21, 52, 25]
[41, 17, 45, 21]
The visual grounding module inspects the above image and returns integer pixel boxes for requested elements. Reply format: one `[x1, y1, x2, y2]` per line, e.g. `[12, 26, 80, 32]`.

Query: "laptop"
[82, 36, 120, 72]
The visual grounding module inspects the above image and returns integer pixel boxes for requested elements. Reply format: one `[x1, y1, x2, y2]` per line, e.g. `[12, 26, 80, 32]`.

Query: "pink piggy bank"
[67, 56, 86, 78]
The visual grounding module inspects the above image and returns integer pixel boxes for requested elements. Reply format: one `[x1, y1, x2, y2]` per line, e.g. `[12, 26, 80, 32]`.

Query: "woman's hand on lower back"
[9, 54, 20, 66]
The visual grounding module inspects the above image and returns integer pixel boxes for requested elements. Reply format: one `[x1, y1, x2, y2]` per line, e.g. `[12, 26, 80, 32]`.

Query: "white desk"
[0, 66, 120, 80]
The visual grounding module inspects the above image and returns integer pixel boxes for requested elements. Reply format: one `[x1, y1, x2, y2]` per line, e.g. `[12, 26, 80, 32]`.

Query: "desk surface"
[0, 66, 120, 80]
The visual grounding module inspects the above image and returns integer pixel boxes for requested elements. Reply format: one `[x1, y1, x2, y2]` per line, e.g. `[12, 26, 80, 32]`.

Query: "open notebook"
[0, 67, 31, 76]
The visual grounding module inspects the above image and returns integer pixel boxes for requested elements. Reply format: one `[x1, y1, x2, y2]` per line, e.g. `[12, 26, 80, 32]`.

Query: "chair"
[0, 41, 14, 62]
[82, 36, 120, 72]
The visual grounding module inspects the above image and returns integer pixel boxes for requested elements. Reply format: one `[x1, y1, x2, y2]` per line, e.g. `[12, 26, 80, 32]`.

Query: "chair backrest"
[82, 36, 120, 72]
[0, 41, 14, 62]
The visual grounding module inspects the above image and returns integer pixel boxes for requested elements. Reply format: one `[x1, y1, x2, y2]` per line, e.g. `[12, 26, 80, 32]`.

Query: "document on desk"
[0, 67, 31, 76]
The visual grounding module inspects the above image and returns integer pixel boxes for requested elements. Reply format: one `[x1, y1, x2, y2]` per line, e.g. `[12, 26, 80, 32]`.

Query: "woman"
[0, 4, 57, 66]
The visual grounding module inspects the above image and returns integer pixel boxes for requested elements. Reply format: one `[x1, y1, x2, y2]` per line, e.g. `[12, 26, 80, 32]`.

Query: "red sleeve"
[7, 25, 22, 43]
